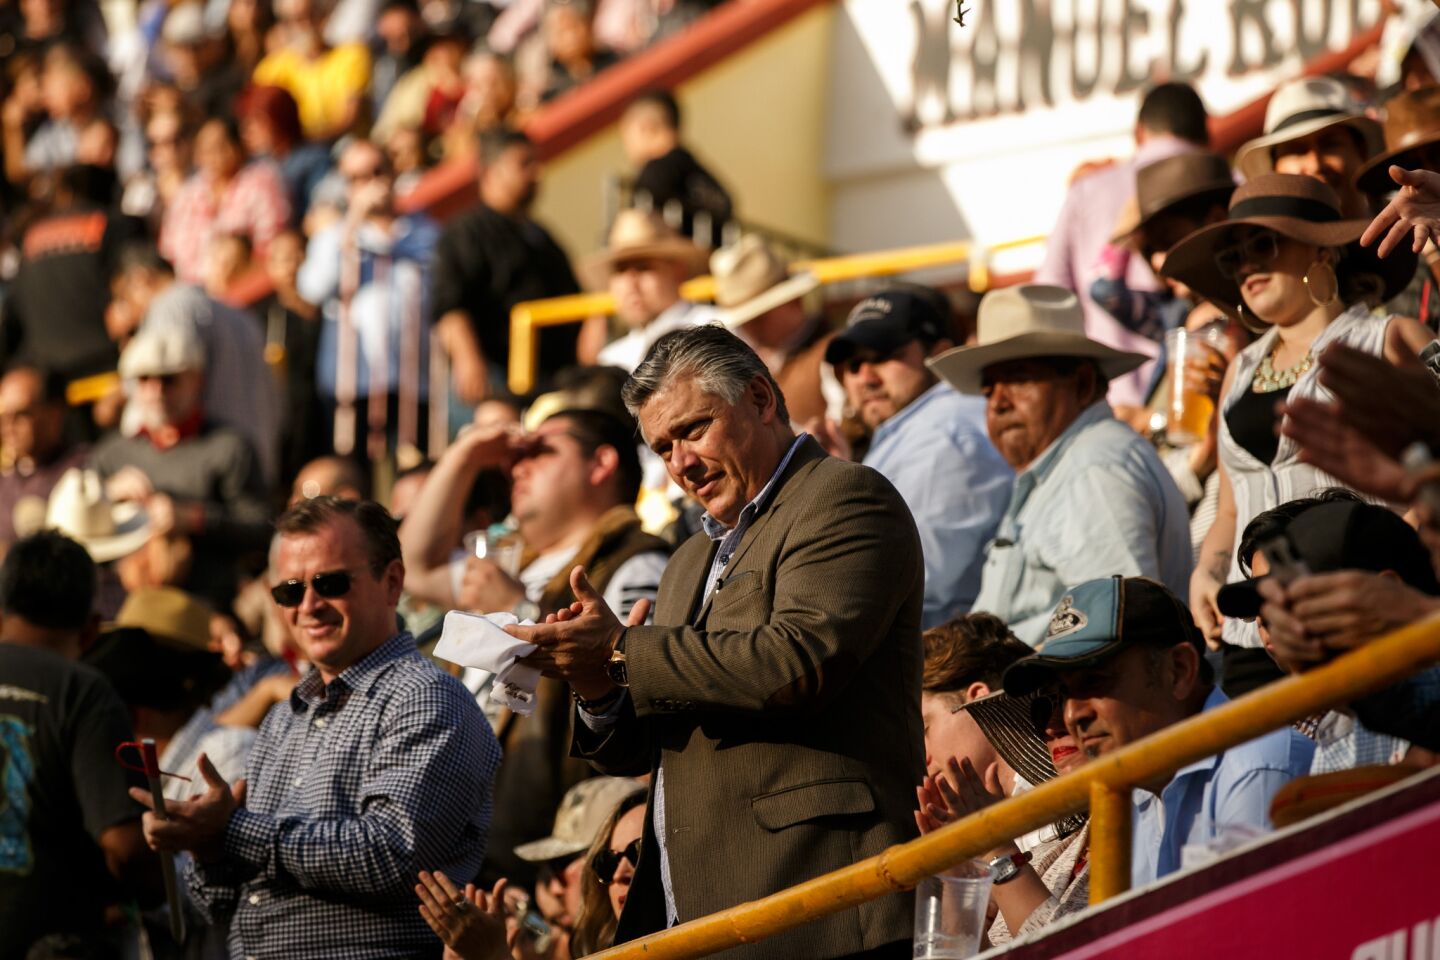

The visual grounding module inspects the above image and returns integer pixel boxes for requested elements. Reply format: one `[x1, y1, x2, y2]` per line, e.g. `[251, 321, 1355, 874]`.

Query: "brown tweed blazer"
[572, 437, 926, 959]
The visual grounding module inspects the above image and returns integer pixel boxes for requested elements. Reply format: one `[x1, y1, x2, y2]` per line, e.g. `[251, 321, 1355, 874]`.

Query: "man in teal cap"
[1003, 576, 1313, 887]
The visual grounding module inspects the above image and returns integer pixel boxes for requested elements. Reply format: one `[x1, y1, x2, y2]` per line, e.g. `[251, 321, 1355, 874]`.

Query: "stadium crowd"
[6, 0, 1440, 958]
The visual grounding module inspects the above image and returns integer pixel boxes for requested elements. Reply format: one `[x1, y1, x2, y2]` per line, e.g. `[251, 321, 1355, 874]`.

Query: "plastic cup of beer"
[1166, 326, 1227, 445]
[912, 860, 993, 959]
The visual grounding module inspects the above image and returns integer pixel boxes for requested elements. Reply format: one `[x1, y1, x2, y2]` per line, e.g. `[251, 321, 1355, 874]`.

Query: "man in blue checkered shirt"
[132, 497, 501, 959]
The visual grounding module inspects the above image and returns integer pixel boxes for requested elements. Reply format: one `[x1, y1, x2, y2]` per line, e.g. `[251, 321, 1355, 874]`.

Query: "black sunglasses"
[591, 838, 641, 884]
[270, 568, 374, 607]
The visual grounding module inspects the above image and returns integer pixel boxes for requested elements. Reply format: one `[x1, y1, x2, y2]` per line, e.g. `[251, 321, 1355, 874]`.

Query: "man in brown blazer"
[510, 325, 925, 959]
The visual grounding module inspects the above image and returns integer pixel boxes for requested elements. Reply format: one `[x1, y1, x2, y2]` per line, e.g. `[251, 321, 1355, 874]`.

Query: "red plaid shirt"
[160, 161, 291, 284]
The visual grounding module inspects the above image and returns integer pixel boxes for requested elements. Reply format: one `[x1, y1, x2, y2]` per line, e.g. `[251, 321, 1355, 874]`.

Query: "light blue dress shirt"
[862, 383, 1012, 627]
[1130, 686, 1314, 888]
[971, 400, 1192, 646]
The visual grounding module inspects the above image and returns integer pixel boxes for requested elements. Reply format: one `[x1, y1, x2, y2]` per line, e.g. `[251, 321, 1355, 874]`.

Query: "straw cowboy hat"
[1355, 86, 1440, 196]
[1160, 173, 1418, 312]
[45, 467, 152, 563]
[582, 209, 708, 287]
[926, 284, 1148, 395]
[105, 586, 214, 651]
[709, 235, 819, 329]
[1111, 152, 1236, 247]
[1234, 77, 1384, 181]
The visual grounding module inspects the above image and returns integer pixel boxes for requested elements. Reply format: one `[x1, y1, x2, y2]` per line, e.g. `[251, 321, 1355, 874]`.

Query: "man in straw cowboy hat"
[826, 287, 1012, 627]
[591, 208, 720, 373]
[929, 284, 1191, 646]
[710, 234, 837, 425]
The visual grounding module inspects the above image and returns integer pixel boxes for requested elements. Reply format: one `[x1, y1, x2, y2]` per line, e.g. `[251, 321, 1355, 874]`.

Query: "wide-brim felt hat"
[1111, 152, 1236, 247]
[1355, 86, 1440, 196]
[710, 234, 821, 329]
[1234, 77, 1384, 181]
[1160, 173, 1418, 312]
[927, 284, 1148, 395]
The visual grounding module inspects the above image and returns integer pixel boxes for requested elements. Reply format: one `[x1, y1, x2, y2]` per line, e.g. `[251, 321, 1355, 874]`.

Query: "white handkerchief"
[434, 610, 542, 715]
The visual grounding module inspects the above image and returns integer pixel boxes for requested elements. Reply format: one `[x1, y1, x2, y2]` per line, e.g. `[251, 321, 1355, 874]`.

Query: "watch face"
[606, 656, 629, 688]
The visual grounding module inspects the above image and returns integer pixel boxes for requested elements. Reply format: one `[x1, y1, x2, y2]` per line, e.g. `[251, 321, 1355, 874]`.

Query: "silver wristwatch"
[988, 850, 1032, 885]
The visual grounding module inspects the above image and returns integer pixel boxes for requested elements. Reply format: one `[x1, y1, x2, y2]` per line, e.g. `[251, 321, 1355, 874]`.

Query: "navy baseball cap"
[1003, 576, 1205, 696]
[1217, 500, 1440, 619]
[824, 287, 950, 365]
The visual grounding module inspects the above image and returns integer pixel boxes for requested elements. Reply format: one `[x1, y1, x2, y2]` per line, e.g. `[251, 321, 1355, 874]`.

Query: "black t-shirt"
[632, 145, 733, 249]
[0, 644, 142, 960]
[429, 204, 581, 384]
[2, 203, 144, 380]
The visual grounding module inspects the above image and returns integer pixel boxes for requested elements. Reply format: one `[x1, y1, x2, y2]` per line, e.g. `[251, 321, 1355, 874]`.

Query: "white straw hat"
[1234, 77, 1383, 181]
[45, 468, 152, 563]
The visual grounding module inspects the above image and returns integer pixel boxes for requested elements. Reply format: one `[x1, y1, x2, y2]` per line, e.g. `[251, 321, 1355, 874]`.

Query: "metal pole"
[508, 307, 536, 397]
[334, 235, 360, 456]
[1087, 781, 1132, 904]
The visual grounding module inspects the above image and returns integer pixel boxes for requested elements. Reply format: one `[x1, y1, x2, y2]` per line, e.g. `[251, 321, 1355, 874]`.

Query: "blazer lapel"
[691, 438, 827, 623]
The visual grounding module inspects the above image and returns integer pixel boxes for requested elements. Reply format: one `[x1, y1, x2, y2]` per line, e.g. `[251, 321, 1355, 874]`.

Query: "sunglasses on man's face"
[591, 838, 641, 884]
[1213, 231, 1282, 280]
[270, 568, 370, 607]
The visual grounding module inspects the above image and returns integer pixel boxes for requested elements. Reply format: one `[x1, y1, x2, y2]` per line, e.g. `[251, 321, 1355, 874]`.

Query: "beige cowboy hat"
[1234, 77, 1384, 181]
[582, 209, 708, 287]
[105, 586, 214, 652]
[1160, 173, 1418, 313]
[1355, 86, 1440, 196]
[710, 235, 819, 329]
[45, 467, 152, 563]
[927, 284, 1148, 395]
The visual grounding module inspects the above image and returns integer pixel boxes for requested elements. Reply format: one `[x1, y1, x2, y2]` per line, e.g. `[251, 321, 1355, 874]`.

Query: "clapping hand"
[914, 756, 1006, 834]
[1361, 166, 1440, 258]
[415, 871, 513, 960]
[510, 566, 650, 701]
[128, 754, 244, 862]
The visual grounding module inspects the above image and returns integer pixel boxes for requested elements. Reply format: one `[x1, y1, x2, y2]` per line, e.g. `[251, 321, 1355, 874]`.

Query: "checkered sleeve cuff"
[577, 689, 629, 732]
[224, 806, 278, 873]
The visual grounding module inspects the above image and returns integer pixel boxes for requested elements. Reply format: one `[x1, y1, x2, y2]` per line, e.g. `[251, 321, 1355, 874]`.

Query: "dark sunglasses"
[1213, 231, 1281, 279]
[591, 838, 641, 884]
[270, 568, 371, 607]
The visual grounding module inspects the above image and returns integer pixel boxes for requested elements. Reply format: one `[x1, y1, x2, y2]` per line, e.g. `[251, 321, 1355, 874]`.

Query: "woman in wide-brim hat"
[1161, 173, 1435, 687]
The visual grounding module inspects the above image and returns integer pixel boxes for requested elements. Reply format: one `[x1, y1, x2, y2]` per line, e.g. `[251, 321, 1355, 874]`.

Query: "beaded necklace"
[1251, 340, 1314, 394]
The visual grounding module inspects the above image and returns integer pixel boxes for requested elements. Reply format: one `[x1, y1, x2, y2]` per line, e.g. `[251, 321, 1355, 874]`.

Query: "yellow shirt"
[253, 43, 372, 140]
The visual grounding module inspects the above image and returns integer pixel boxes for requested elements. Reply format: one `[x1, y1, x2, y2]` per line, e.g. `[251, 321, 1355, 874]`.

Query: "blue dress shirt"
[971, 400, 1192, 646]
[862, 382, 1011, 626]
[1130, 686, 1314, 888]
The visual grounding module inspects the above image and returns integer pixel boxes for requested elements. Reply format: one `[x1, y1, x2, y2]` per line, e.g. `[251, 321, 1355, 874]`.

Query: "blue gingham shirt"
[1355, 666, 1440, 753]
[583, 433, 808, 927]
[186, 633, 500, 959]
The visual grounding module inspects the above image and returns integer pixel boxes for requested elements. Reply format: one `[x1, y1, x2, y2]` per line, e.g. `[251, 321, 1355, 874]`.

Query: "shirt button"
[314, 718, 327, 728]
[248, 894, 261, 905]
[293, 777, 303, 787]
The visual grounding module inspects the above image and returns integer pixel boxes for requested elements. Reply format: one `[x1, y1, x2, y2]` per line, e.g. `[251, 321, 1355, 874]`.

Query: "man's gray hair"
[622, 324, 789, 423]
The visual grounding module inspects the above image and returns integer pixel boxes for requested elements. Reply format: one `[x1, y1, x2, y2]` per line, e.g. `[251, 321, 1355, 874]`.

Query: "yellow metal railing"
[588, 613, 1440, 960]
[506, 235, 1047, 395]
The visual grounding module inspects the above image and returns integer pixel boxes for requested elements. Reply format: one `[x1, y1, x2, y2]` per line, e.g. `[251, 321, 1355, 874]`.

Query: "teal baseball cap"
[1003, 576, 1205, 696]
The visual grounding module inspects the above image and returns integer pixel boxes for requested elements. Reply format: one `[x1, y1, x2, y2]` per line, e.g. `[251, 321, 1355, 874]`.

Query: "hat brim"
[1002, 639, 1126, 698]
[825, 318, 926, 365]
[926, 333, 1150, 395]
[1236, 114, 1385, 181]
[1112, 182, 1236, 248]
[1159, 215, 1418, 313]
[581, 239, 709, 289]
[958, 690, 1058, 786]
[1355, 135, 1440, 196]
[70, 503, 153, 564]
[720, 272, 820, 329]
[513, 835, 588, 863]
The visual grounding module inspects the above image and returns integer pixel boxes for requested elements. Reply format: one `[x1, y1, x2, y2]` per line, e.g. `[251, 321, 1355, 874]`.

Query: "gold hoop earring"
[1236, 301, 1267, 335]
[1303, 260, 1340, 307]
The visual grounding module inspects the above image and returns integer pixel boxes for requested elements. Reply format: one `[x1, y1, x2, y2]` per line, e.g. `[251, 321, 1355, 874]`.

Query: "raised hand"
[1361, 166, 1440, 258]
[510, 566, 627, 699]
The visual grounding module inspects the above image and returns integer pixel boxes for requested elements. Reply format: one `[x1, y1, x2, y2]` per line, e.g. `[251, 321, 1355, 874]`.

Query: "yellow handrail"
[588, 612, 1440, 960]
[506, 236, 1048, 395]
